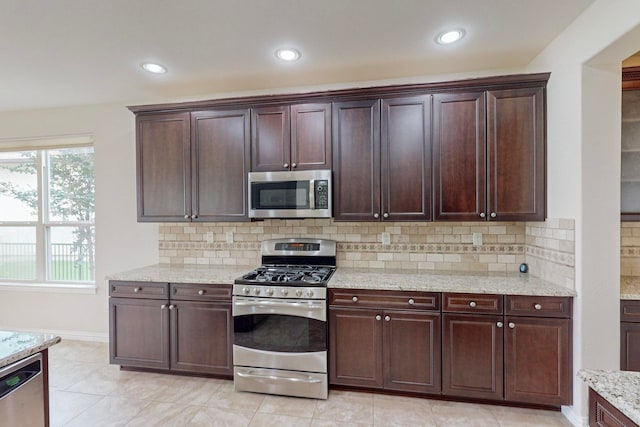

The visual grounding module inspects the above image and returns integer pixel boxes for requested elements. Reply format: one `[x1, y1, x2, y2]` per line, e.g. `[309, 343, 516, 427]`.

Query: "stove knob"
[253, 288, 261, 295]
[296, 289, 303, 297]
[266, 288, 274, 296]
[242, 287, 250, 295]
[281, 289, 289, 296]
[307, 289, 314, 297]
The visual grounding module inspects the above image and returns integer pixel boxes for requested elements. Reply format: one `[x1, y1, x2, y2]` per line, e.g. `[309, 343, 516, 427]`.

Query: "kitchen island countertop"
[579, 368, 640, 425]
[0, 330, 61, 368]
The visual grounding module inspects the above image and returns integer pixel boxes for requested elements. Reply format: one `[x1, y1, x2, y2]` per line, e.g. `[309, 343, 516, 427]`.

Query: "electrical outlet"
[381, 232, 391, 245]
[226, 232, 234, 244]
[472, 232, 483, 247]
[205, 231, 214, 243]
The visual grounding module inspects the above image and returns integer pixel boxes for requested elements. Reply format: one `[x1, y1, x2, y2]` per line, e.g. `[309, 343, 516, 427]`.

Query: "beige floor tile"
[258, 394, 318, 418]
[490, 405, 572, 427]
[313, 390, 374, 424]
[49, 389, 103, 427]
[123, 401, 202, 427]
[249, 412, 313, 427]
[207, 382, 266, 412]
[188, 406, 254, 427]
[430, 401, 500, 426]
[310, 420, 371, 427]
[373, 394, 436, 427]
[49, 360, 103, 390]
[65, 364, 131, 396]
[49, 340, 109, 364]
[169, 376, 228, 405]
[64, 396, 151, 427]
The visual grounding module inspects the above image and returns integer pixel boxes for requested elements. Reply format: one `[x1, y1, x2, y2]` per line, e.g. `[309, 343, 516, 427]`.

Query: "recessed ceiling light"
[275, 48, 301, 62]
[436, 29, 466, 45]
[141, 62, 167, 74]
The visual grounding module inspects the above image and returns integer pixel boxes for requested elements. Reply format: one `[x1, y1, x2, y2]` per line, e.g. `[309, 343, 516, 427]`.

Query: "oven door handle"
[234, 300, 324, 310]
[236, 370, 322, 384]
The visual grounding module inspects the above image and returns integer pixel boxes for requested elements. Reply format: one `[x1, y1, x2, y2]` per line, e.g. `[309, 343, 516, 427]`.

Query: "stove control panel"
[233, 284, 326, 300]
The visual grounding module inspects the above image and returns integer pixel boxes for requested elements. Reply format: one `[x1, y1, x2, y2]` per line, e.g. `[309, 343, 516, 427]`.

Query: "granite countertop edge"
[107, 264, 576, 297]
[579, 368, 640, 425]
[0, 332, 61, 369]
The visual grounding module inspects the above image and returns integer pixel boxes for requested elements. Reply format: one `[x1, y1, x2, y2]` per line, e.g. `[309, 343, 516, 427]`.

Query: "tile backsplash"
[159, 218, 575, 287]
[621, 222, 640, 276]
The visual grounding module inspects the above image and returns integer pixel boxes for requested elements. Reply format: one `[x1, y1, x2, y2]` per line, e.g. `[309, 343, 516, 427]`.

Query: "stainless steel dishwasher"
[0, 353, 45, 427]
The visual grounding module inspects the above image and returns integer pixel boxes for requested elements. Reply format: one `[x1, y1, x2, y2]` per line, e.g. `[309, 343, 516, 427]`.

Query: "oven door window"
[251, 181, 310, 210]
[234, 313, 326, 353]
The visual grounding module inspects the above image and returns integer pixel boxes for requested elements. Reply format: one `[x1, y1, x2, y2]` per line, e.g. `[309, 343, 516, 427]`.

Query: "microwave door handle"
[309, 179, 315, 210]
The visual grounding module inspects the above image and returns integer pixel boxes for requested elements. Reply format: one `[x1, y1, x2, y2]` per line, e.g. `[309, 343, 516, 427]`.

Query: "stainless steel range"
[232, 238, 336, 399]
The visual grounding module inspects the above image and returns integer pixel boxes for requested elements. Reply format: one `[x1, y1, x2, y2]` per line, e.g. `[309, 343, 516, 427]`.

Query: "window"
[0, 140, 94, 285]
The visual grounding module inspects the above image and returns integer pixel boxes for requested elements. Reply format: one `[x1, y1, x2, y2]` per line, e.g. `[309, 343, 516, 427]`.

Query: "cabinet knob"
[383, 212, 389, 219]
[384, 315, 391, 322]
[192, 214, 198, 219]
[169, 304, 175, 310]
[184, 214, 190, 219]
[161, 304, 167, 309]
[408, 298, 415, 305]
[291, 163, 297, 168]
[198, 289, 205, 296]
[133, 287, 141, 293]
[352, 296, 358, 303]
[373, 213, 380, 219]
[497, 321, 503, 328]
[375, 315, 382, 321]
[534, 303, 542, 310]
[469, 301, 477, 308]
[490, 212, 497, 218]
[508, 322, 515, 329]
[283, 163, 289, 168]
[479, 212, 486, 218]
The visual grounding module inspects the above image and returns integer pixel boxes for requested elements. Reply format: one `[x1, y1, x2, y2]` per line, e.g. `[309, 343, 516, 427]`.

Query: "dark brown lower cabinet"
[589, 388, 638, 427]
[442, 313, 504, 400]
[621, 300, 640, 371]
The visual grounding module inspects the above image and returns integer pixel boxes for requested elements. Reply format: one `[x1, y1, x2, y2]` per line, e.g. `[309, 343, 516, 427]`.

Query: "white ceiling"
[1, 0, 597, 112]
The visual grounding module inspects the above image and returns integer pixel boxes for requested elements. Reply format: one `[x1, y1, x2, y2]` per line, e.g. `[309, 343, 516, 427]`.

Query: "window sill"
[0, 282, 97, 294]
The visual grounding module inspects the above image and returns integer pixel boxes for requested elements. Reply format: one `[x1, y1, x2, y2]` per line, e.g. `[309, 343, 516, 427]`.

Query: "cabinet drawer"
[109, 281, 168, 299]
[505, 295, 572, 318]
[329, 289, 440, 311]
[442, 293, 503, 314]
[621, 300, 640, 322]
[170, 283, 232, 302]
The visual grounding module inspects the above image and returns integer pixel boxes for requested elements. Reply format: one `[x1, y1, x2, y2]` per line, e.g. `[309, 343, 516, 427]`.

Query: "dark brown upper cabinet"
[433, 87, 545, 221]
[136, 109, 250, 222]
[251, 103, 331, 172]
[333, 95, 432, 221]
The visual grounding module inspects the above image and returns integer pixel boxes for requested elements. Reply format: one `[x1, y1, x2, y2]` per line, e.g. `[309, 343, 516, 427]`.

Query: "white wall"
[528, 0, 640, 424]
[0, 104, 158, 339]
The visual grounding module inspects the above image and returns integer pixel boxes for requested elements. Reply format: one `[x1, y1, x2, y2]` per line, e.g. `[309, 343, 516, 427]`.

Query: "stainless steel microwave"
[248, 170, 332, 218]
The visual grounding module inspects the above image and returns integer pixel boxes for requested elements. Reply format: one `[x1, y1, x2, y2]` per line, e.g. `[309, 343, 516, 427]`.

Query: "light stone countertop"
[622, 276, 640, 300]
[330, 268, 576, 296]
[0, 331, 61, 369]
[579, 368, 640, 425]
[108, 264, 576, 297]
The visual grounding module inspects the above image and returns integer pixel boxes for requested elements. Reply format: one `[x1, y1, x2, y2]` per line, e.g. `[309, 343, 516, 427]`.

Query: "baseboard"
[0, 325, 108, 343]
[562, 405, 588, 426]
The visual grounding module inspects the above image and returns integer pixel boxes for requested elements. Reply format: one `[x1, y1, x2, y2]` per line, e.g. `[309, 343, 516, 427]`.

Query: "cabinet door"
[486, 88, 545, 221]
[621, 322, 640, 371]
[109, 297, 170, 369]
[505, 316, 571, 405]
[332, 99, 381, 221]
[251, 106, 290, 171]
[291, 103, 331, 170]
[442, 313, 503, 400]
[136, 113, 191, 221]
[191, 110, 250, 221]
[383, 310, 440, 394]
[329, 307, 383, 388]
[433, 93, 486, 221]
[381, 95, 432, 221]
[170, 301, 233, 375]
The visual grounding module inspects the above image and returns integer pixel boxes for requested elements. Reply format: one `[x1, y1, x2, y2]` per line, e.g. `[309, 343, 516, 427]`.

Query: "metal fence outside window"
[0, 242, 92, 281]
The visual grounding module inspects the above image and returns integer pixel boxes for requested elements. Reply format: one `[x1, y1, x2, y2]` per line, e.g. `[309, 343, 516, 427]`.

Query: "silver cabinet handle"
[192, 214, 198, 219]
[169, 304, 175, 310]
[490, 212, 497, 218]
[383, 212, 389, 218]
[373, 213, 380, 219]
[133, 287, 141, 293]
[291, 163, 297, 168]
[375, 315, 382, 321]
[384, 315, 391, 322]
[283, 163, 289, 168]
[508, 322, 515, 329]
[497, 322, 503, 328]
[184, 214, 190, 219]
[408, 298, 415, 305]
[198, 290, 205, 296]
[352, 296, 358, 303]
[534, 303, 542, 310]
[469, 301, 477, 308]
[161, 304, 167, 309]
[479, 212, 486, 218]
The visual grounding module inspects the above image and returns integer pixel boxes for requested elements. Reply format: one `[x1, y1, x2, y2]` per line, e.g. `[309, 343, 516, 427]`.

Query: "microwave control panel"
[315, 181, 329, 209]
